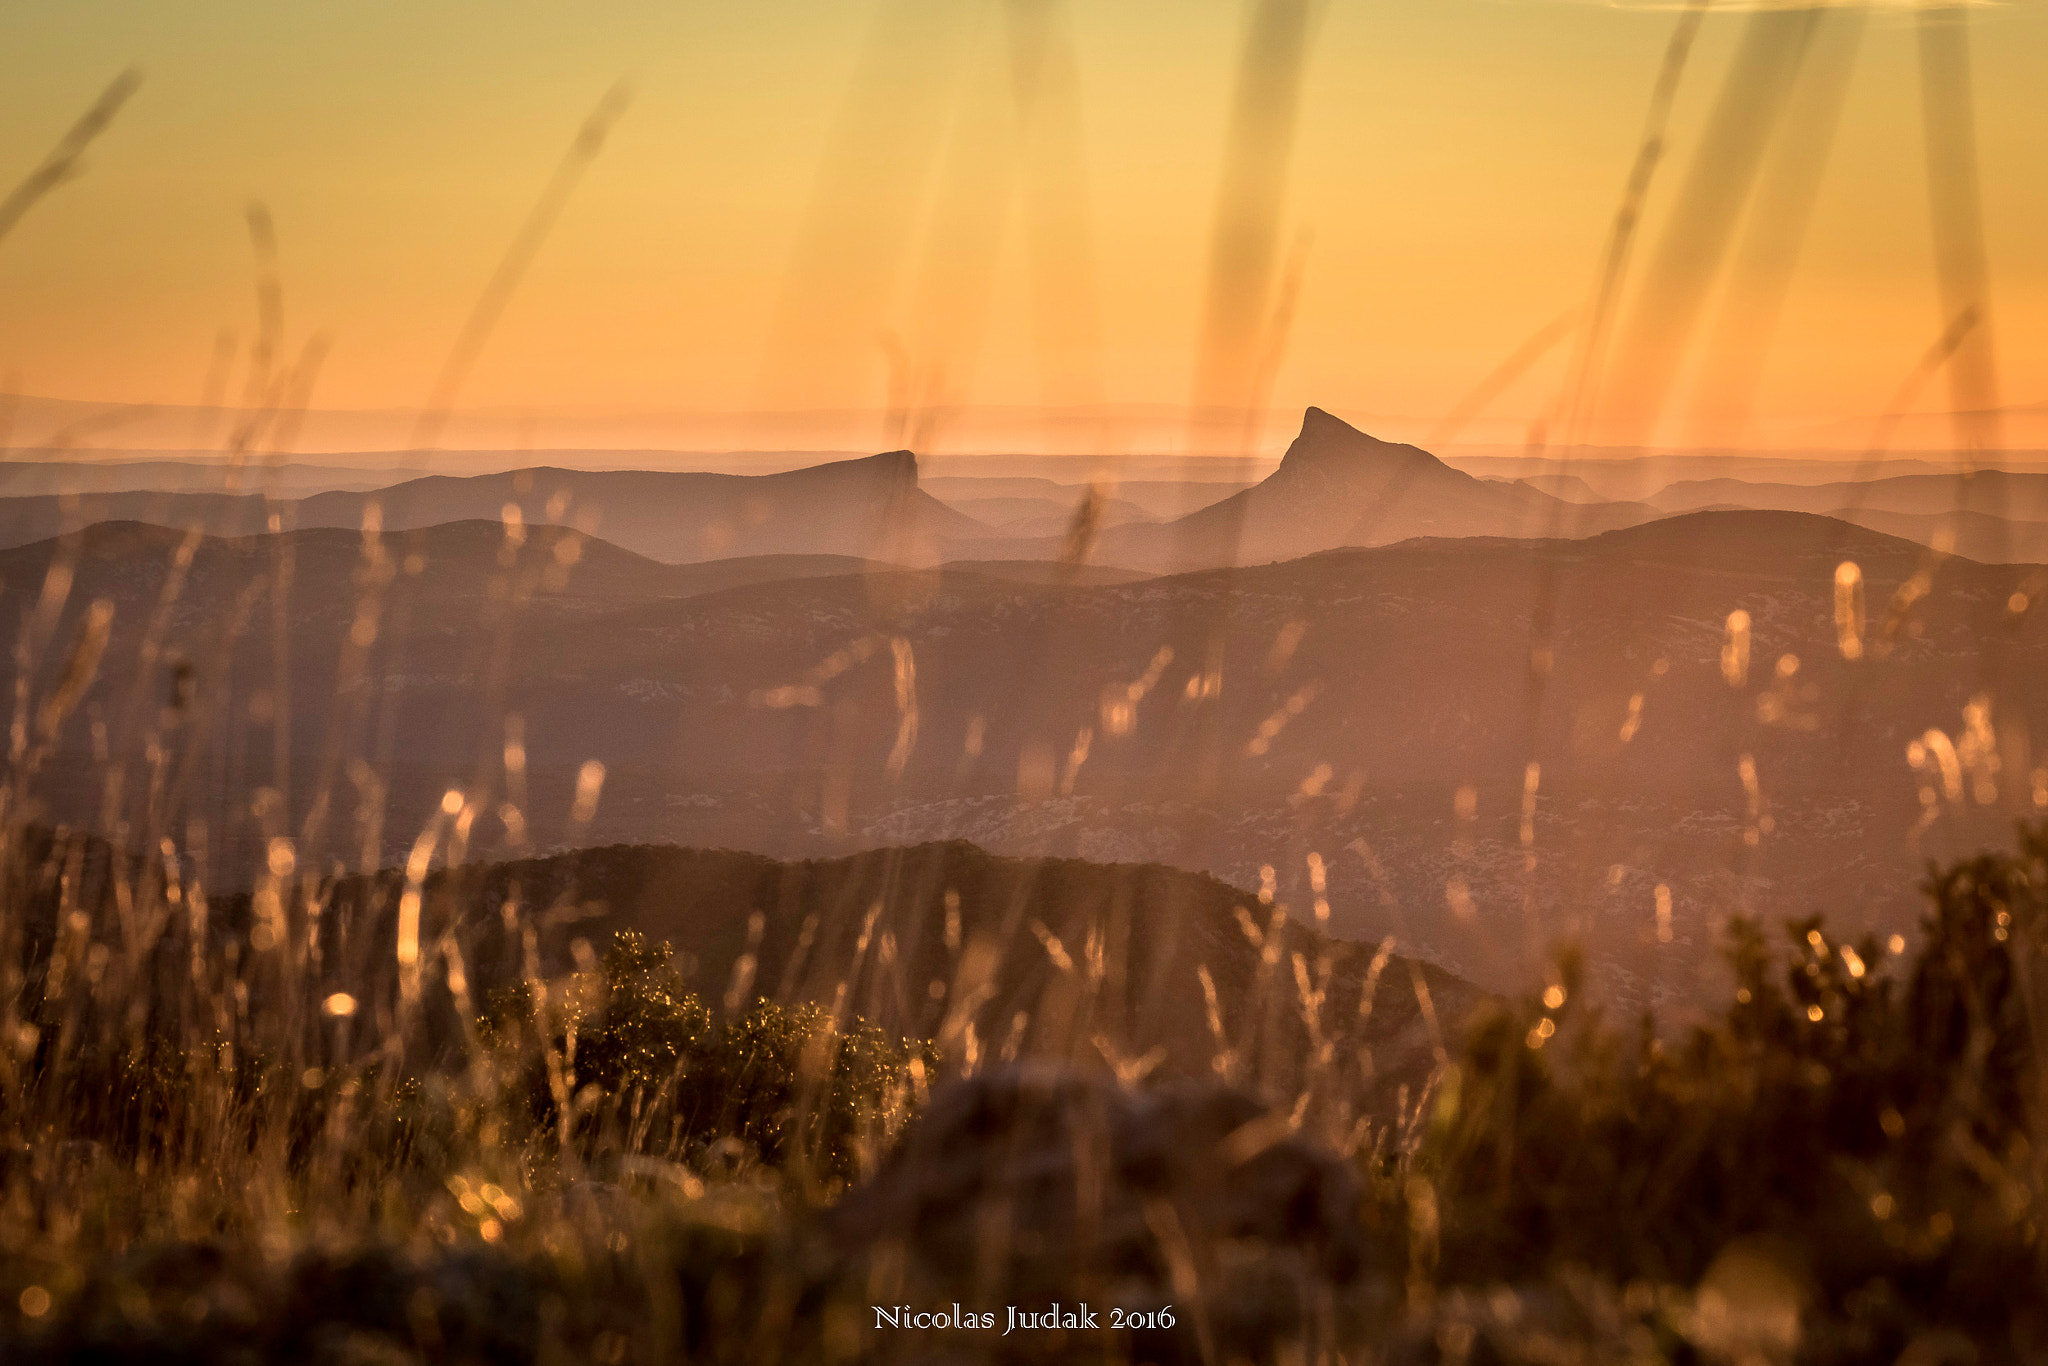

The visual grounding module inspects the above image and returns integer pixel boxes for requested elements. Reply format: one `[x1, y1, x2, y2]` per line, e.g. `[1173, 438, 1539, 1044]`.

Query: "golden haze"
[0, 0, 2043, 455]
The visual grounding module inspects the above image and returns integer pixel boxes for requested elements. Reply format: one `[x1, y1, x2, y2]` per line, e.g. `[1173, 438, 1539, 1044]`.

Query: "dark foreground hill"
[307, 838, 1477, 1095]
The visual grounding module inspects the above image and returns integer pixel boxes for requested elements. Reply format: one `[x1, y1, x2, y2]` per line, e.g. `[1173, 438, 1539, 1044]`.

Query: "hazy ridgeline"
[4, 3, 2048, 1363]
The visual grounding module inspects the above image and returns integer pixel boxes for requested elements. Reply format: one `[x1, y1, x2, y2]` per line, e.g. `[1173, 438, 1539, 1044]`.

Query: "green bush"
[1413, 823, 2048, 1355]
[493, 930, 937, 1183]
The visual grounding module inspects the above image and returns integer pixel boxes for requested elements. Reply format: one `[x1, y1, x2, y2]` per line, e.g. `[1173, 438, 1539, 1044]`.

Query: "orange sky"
[0, 1, 2043, 457]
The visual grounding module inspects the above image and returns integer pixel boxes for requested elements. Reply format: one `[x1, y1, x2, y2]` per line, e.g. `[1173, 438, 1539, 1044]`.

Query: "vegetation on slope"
[1, 823, 2045, 1360]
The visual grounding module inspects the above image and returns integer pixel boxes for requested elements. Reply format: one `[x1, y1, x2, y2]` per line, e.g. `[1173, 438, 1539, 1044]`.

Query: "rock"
[283, 1244, 548, 1365]
[18, 1239, 555, 1366]
[824, 1065, 1385, 1361]
[29, 1240, 271, 1365]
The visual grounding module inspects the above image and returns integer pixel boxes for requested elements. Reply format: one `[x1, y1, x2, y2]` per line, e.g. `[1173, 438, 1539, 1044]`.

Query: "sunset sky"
[0, 0, 2043, 456]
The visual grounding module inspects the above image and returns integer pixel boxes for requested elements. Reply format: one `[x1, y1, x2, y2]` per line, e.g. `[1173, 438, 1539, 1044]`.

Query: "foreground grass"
[2, 827, 2045, 1362]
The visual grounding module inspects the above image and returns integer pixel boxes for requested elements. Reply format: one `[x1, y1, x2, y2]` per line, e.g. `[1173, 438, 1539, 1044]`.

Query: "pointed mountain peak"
[1299, 406, 1359, 439]
[1276, 408, 1441, 478]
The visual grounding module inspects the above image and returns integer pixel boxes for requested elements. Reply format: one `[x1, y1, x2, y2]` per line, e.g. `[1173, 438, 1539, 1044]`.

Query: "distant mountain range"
[2, 411, 1681, 574]
[0, 458, 391, 497]
[922, 475, 1252, 522]
[1649, 469, 2048, 523]
[1817, 508, 2048, 566]
[1645, 470, 2048, 563]
[0, 452, 985, 563]
[934, 490, 1160, 538]
[944, 409, 1665, 569]
[24, 409, 2048, 577]
[1445, 453, 2048, 502]
[8, 501, 2041, 1008]
[1506, 473, 1608, 504]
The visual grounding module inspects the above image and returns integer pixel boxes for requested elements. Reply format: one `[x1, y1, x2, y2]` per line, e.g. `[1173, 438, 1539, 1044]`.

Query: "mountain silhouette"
[1650, 469, 2048, 524]
[0, 519, 893, 617]
[15, 506, 2039, 1006]
[0, 452, 986, 563]
[924, 474, 1249, 521]
[1823, 506, 2048, 564]
[0, 458, 387, 497]
[966, 408, 1662, 569]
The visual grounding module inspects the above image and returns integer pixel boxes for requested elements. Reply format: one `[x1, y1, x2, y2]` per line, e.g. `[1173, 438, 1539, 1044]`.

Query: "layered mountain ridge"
[948, 408, 1664, 569]
[7, 499, 2039, 1007]
[0, 450, 984, 564]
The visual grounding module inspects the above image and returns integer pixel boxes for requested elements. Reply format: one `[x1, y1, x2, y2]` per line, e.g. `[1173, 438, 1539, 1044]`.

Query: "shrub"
[492, 930, 936, 1183]
[1413, 823, 2048, 1357]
